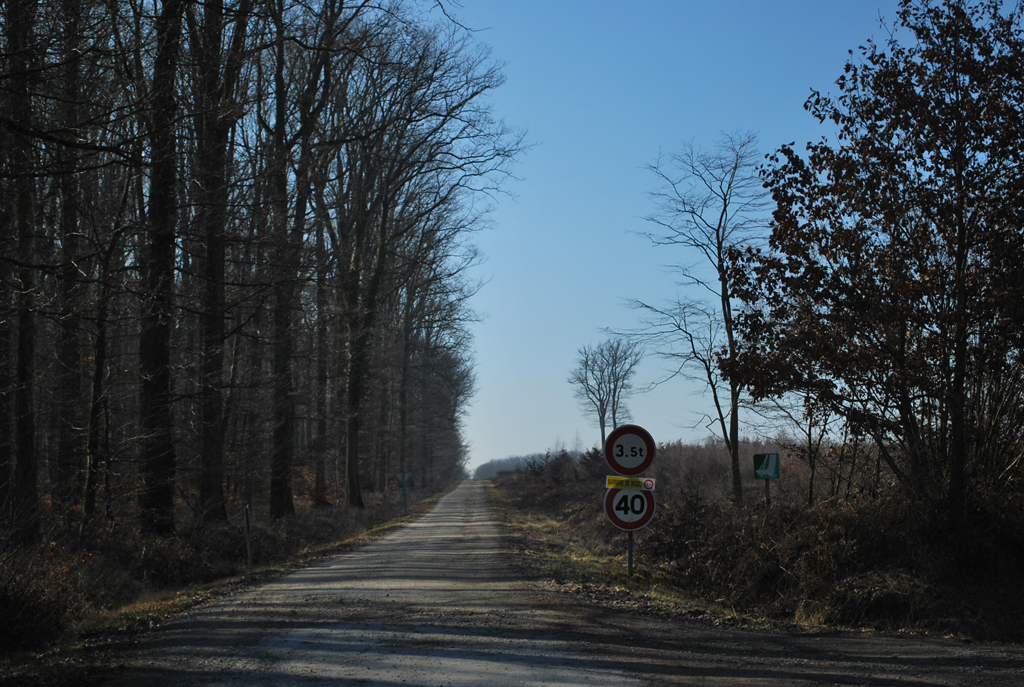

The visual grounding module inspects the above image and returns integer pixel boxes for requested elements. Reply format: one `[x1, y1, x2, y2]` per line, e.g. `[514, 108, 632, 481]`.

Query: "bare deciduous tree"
[6, 0, 41, 544]
[568, 337, 643, 446]
[632, 131, 767, 504]
[327, 20, 518, 508]
[137, 0, 188, 536]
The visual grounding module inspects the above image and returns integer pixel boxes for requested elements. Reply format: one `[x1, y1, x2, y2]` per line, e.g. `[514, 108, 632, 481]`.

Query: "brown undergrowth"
[490, 447, 1024, 643]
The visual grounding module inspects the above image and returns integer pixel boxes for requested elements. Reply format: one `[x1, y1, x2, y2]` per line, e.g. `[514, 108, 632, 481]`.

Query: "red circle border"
[604, 424, 656, 475]
[604, 488, 656, 531]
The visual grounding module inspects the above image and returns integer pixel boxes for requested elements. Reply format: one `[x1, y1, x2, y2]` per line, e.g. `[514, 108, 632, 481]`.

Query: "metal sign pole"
[604, 425, 656, 579]
[765, 478, 771, 509]
[627, 531, 634, 577]
[398, 471, 412, 515]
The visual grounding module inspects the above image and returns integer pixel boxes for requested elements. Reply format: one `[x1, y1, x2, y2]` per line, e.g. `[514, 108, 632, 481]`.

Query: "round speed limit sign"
[604, 488, 656, 531]
[605, 424, 656, 475]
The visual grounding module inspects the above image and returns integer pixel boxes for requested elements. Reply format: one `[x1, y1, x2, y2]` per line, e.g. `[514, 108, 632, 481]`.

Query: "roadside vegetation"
[489, 441, 1024, 644]
[508, 0, 1024, 647]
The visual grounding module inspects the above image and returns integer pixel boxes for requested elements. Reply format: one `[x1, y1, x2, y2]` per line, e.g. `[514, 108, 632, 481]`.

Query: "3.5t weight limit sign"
[604, 488, 656, 531]
[605, 424, 656, 475]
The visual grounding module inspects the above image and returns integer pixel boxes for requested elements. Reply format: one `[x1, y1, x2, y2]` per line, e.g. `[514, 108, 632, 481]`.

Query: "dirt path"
[102, 481, 1024, 686]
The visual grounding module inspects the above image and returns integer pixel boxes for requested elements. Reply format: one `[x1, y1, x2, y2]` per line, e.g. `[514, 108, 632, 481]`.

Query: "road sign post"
[628, 531, 634, 577]
[397, 471, 414, 514]
[603, 425, 657, 576]
[604, 486, 656, 577]
[753, 453, 780, 508]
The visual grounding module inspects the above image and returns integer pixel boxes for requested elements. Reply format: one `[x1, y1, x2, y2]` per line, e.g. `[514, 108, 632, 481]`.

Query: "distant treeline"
[473, 454, 548, 480]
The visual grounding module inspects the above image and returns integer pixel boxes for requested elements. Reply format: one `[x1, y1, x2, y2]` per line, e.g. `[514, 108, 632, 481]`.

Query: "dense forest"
[0, 0, 518, 545]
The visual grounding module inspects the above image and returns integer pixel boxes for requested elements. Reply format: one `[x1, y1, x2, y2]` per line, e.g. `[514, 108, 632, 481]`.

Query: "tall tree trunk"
[339, 214, 390, 510]
[139, 0, 187, 536]
[273, 167, 313, 513]
[190, 0, 252, 523]
[267, 0, 295, 518]
[8, 0, 40, 545]
[396, 278, 419, 486]
[0, 296, 11, 525]
[947, 147, 971, 517]
[0, 129, 9, 521]
[269, 280, 296, 518]
[728, 383, 741, 504]
[313, 217, 330, 507]
[342, 320, 368, 509]
[948, 258, 969, 516]
[268, 0, 336, 516]
[722, 262, 743, 505]
[83, 206, 125, 524]
[82, 258, 112, 522]
[194, 1, 229, 523]
[53, 0, 87, 505]
[0, 183, 11, 522]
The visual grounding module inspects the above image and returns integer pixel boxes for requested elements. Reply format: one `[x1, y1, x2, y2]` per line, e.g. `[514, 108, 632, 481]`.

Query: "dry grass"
[489, 446, 1024, 643]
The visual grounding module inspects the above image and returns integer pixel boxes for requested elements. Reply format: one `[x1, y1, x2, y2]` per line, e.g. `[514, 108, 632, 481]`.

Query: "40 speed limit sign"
[604, 488, 656, 531]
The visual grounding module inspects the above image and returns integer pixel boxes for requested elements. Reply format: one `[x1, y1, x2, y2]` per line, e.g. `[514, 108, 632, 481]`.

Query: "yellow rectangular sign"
[606, 476, 655, 490]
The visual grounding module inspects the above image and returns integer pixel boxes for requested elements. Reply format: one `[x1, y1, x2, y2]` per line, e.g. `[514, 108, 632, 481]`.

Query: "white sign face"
[604, 424, 656, 476]
[611, 433, 648, 469]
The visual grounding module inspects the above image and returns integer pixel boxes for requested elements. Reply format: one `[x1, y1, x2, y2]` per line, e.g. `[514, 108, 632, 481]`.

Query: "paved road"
[105, 481, 642, 686]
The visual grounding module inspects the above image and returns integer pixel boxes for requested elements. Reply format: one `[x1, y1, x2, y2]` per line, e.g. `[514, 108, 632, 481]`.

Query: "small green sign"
[753, 453, 780, 479]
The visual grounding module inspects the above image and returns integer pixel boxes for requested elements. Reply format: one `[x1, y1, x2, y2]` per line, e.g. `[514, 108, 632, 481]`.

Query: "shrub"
[0, 485, 438, 654]
[494, 444, 1024, 642]
[0, 542, 84, 650]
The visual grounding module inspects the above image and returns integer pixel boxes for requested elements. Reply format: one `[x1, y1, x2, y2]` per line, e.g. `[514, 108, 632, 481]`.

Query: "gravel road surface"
[102, 481, 1024, 686]
[103, 481, 642, 686]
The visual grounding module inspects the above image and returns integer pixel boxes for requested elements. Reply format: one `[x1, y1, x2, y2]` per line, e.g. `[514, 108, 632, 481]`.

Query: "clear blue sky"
[448, 1, 903, 471]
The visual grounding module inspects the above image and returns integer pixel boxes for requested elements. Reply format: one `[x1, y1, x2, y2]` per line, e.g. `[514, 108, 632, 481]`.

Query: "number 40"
[615, 493, 646, 516]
